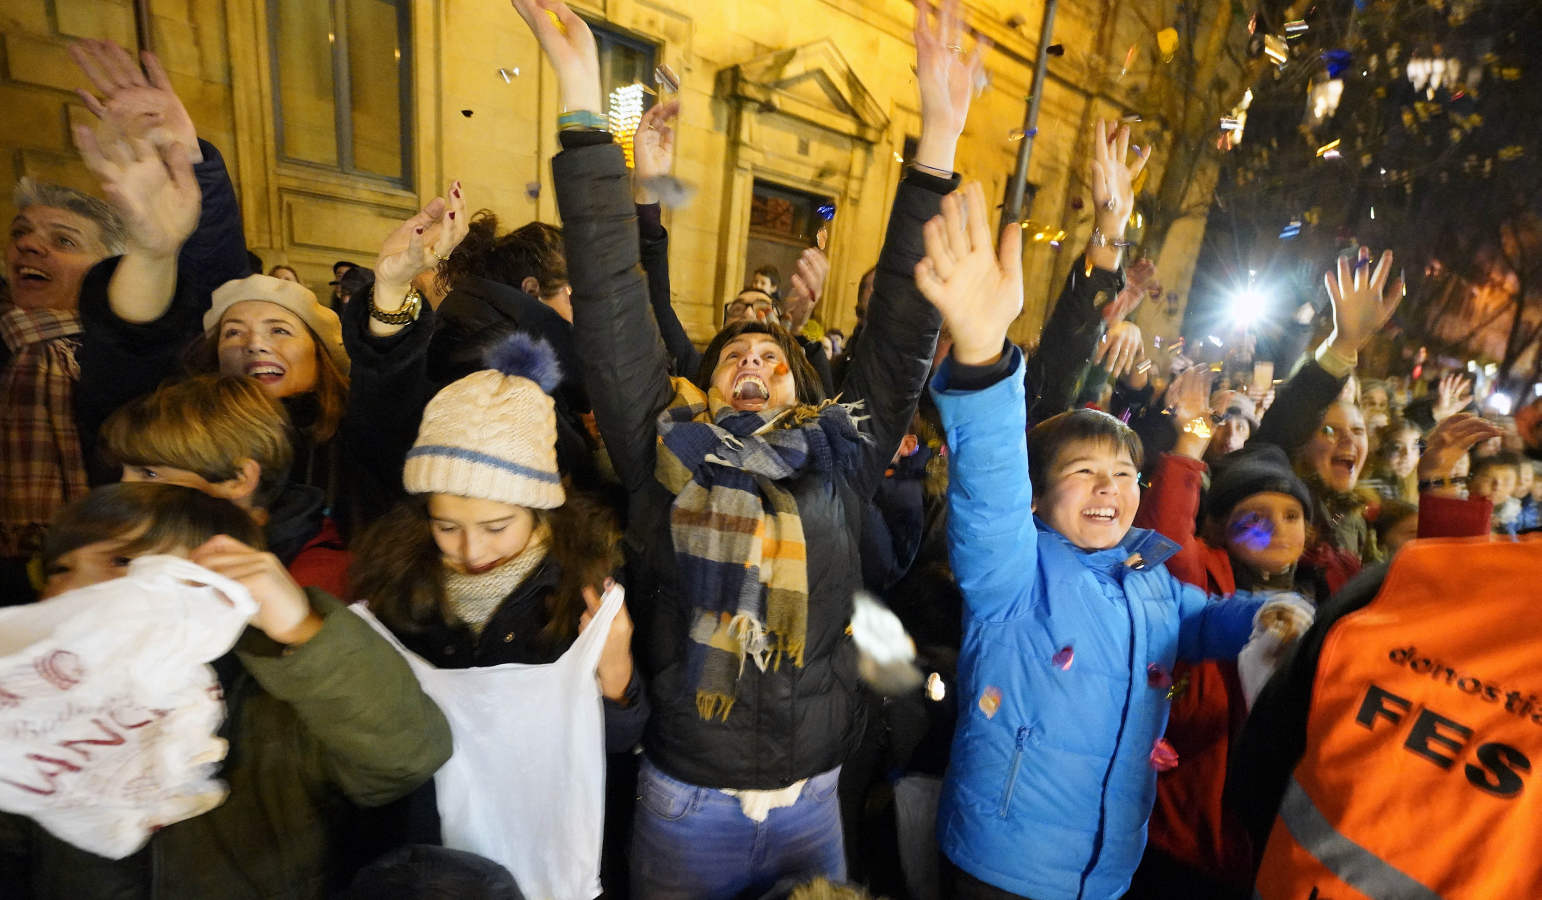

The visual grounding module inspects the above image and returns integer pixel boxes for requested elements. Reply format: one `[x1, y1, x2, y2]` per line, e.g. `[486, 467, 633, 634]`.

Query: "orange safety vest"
[1254, 535, 1542, 900]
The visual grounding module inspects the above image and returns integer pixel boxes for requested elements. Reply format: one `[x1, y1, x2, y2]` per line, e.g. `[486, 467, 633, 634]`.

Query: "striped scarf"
[1, 307, 86, 559]
[655, 378, 867, 721]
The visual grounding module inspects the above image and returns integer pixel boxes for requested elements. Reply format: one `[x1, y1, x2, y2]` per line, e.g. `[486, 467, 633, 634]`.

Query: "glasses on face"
[726, 300, 775, 319]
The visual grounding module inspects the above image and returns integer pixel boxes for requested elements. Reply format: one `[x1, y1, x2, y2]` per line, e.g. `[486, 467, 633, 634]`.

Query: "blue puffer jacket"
[931, 348, 1263, 900]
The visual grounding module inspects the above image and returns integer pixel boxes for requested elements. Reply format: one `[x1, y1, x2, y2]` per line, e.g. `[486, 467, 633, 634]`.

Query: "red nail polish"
[415, 226, 423, 234]
[449, 211, 456, 220]
[453, 188, 461, 198]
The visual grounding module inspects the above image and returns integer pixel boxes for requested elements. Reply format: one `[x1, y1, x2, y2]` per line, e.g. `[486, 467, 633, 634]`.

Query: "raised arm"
[70, 40, 247, 307]
[839, 0, 981, 493]
[917, 181, 1038, 619]
[632, 100, 701, 376]
[513, 0, 674, 495]
[1253, 247, 1404, 450]
[1133, 366, 1218, 586]
[71, 125, 201, 470]
[339, 189, 469, 524]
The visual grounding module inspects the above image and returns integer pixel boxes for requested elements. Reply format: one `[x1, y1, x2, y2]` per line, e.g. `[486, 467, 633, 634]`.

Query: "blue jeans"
[630, 757, 847, 899]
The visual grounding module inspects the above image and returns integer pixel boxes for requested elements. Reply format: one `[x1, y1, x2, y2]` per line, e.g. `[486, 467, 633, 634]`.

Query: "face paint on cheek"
[1229, 513, 1275, 552]
[774, 361, 790, 376]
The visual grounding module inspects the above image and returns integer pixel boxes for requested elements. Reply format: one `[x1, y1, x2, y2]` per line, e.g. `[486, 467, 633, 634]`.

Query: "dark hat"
[1206, 444, 1313, 523]
[336, 265, 374, 298]
[329, 260, 361, 284]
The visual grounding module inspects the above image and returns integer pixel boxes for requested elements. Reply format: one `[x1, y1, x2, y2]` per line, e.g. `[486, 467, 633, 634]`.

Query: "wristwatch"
[370, 286, 423, 325]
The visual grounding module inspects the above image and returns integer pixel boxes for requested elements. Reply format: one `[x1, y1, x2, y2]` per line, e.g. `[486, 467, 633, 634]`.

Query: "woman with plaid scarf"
[510, 0, 979, 894]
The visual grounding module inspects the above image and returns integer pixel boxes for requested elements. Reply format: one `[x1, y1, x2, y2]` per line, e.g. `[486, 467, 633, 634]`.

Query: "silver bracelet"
[1089, 227, 1134, 248]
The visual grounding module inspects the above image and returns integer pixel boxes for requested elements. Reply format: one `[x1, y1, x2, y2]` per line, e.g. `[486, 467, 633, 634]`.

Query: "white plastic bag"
[0, 556, 256, 859]
[353, 583, 622, 900]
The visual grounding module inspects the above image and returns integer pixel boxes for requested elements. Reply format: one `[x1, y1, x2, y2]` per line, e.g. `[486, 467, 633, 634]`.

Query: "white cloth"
[0, 556, 255, 859]
[1237, 592, 1317, 709]
[353, 583, 622, 900]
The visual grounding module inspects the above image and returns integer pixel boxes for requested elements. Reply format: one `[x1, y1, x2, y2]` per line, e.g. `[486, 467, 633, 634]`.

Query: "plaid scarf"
[1, 307, 86, 558]
[655, 378, 867, 721]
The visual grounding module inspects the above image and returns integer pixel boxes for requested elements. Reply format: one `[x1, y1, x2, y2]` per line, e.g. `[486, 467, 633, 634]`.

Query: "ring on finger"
[431, 248, 451, 264]
[1104, 199, 1117, 212]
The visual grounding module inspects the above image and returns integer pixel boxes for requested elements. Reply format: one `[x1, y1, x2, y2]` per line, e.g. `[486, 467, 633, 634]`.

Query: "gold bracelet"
[1181, 416, 1213, 440]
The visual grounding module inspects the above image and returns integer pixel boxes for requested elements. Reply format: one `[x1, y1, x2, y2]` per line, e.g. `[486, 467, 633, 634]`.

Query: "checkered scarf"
[655, 378, 867, 721]
[1, 307, 86, 559]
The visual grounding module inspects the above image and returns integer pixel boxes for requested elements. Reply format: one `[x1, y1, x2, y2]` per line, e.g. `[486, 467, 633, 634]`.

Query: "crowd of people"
[1, 0, 1539, 898]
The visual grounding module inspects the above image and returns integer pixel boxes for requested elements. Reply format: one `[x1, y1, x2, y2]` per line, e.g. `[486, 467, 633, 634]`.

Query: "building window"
[270, 0, 413, 185]
[588, 22, 656, 168]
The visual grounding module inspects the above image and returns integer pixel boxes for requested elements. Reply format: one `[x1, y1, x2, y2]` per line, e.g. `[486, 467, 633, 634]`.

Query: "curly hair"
[435, 212, 568, 297]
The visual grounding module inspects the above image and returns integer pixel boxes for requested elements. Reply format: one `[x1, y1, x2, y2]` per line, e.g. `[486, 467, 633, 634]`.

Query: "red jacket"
[1132, 454, 1494, 889]
[286, 515, 350, 600]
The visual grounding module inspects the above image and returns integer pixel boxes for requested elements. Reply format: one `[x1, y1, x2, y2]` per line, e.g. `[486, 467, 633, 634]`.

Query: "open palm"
[75, 128, 198, 257]
[70, 40, 200, 159]
[914, 182, 1021, 366]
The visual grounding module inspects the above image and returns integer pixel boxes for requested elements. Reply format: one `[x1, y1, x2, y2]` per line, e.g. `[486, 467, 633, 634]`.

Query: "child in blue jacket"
[911, 132, 1310, 900]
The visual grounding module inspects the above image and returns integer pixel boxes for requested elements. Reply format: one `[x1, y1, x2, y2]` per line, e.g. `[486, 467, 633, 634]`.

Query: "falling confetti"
[460, 109, 474, 118]
[1279, 218, 1303, 239]
[1322, 49, 1354, 79]
[1284, 20, 1309, 35]
[1315, 137, 1341, 157]
[1119, 42, 1138, 79]
[1220, 116, 1243, 131]
[816, 203, 836, 221]
[496, 67, 519, 83]
[1051, 646, 1074, 670]
[1151, 738, 1180, 771]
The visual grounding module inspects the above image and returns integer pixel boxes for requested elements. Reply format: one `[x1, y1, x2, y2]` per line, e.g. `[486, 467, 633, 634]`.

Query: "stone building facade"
[1, 0, 1234, 345]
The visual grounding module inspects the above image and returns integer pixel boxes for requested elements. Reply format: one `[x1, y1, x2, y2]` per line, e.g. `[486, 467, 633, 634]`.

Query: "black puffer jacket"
[553, 132, 951, 790]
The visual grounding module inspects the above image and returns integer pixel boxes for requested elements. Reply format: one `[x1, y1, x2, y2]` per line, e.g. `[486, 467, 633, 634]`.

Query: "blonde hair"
[101, 375, 295, 509]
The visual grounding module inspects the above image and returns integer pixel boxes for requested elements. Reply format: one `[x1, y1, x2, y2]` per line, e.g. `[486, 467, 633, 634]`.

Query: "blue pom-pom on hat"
[484, 332, 562, 394]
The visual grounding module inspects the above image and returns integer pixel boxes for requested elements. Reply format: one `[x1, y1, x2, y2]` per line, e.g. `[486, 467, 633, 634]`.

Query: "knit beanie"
[403, 333, 565, 509]
[1206, 444, 1313, 524]
[205, 274, 349, 374]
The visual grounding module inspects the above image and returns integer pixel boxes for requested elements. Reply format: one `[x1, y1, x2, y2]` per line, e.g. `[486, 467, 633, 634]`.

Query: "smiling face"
[215, 301, 320, 399]
[427, 494, 537, 575]
[1301, 403, 1369, 493]
[1034, 438, 1141, 550]
[709, 333, 798, 413]
[6, 206, 109, 311]
[1221, 491, 1307, 575]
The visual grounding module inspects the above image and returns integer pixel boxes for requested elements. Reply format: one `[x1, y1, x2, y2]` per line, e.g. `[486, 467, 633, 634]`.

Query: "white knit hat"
[403, 333, 565, 509]
[205, 274, 349, 374]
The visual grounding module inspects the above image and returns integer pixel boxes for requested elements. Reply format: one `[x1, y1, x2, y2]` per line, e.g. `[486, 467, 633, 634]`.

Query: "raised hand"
[1324, 246, 1404, 356]
[783, 247, 830, 330]
[914, 182, 1022, 366]
[191, 535, 321, 646]
[510, 0, 601, 115]
[1431, 372, 1474, 423]
[633, 100, 678, 186]
[69, 40, 201, 161]
[373, 180, 469, 290]
[1168, 364, 1215, 426]
[1417, 413, 1505, 487]
[74, 127, 199, 259]
[1095, 320, 1145, 379]
[912, 0, 987, 172]
[1090, 119, 1150, 240]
